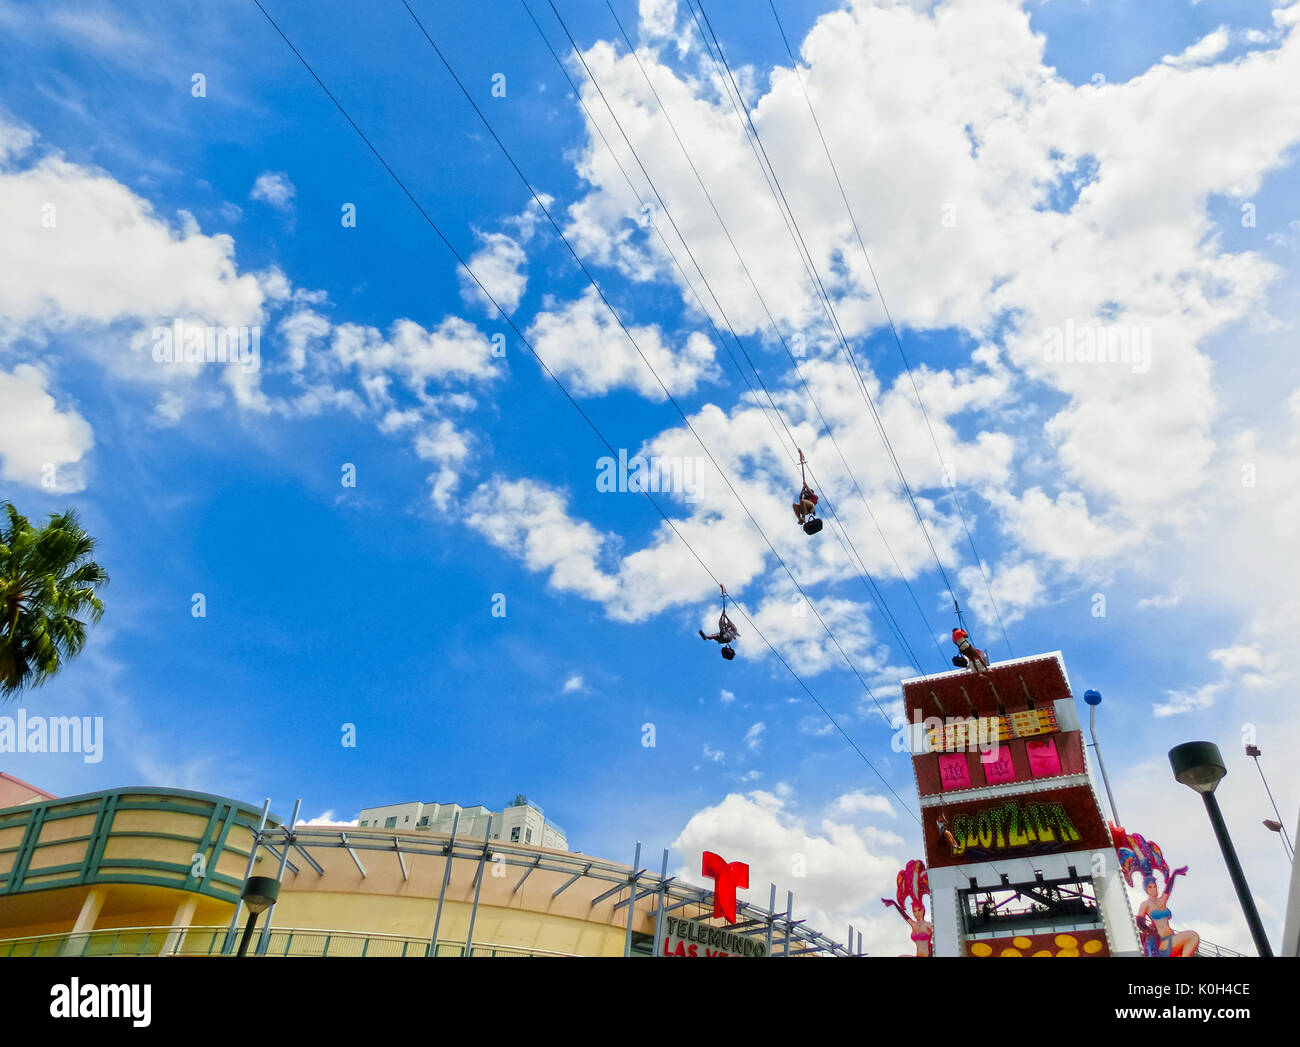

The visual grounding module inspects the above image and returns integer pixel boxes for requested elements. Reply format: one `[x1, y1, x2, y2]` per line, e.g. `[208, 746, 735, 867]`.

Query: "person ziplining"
[951, 627, 990, 674]
[792, 450, 823, 535]
[699, 584, 739, 660]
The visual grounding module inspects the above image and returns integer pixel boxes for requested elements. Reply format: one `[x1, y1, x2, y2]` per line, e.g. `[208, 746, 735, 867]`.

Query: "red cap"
[952, 628, 968, 643]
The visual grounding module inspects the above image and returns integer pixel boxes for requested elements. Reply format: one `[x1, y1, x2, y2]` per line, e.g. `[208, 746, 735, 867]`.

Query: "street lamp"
[1245, 744, 1294, 862]
[1082, 689, 1120, 826]
[1168, 741, 1274, 957]
[236, 875, 280, 958]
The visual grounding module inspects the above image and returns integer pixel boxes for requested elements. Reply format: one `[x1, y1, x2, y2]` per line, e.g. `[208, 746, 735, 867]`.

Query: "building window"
[359, 820, 368, 827]
[385, 817, 397, 828]
[510, 827, 520, 842]
[525, 829, 533, 844]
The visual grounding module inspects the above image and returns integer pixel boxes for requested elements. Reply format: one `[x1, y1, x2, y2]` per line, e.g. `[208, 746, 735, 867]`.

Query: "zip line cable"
[598, 3, 1029, 883]
[593, 0, 947, 665]
[521, 0, 925, 674]
[585, 0, 951, 669]
[766, 0, 1014, 657]
[685, 0, 975, 638]
[398, 0, 910, 727]
[250, 0, 917, 809]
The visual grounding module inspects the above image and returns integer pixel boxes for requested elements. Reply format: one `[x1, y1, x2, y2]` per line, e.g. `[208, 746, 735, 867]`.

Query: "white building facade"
[358, 798, 568, 851]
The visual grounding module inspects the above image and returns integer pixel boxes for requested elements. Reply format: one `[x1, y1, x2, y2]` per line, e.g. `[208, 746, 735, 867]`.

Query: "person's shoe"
[699, 630, 707, 640]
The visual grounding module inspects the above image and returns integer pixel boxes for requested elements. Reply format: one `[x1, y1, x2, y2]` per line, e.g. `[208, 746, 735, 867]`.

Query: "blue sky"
[2, 0, 1299, 953]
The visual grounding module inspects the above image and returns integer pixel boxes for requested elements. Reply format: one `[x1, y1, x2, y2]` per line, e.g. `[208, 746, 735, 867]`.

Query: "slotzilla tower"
[900, 652, 1141, 957]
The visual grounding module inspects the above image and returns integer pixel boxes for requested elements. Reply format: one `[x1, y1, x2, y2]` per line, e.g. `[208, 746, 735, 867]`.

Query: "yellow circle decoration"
[971, 943, 993, 957]
[1032, 949, 1054, 957]
[1000, 947, 1023, 956]
[1013, 936, 1033, 948]
[1054, 934, 1078, 948]
[1083, 939, 1103, 954]
[1056, 947, 1080, 957]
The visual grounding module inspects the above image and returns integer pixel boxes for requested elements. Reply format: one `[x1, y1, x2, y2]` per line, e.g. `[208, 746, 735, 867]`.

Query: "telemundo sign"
[661, 915, 766, 957]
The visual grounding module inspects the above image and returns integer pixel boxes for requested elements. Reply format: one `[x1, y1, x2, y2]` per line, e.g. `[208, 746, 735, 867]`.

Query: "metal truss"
[251, 823, 855, 957]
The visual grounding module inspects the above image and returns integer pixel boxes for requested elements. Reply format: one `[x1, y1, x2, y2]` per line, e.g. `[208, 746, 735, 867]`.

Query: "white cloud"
[331, 316, 500, 393]
[744, 721, 765, 752]
[719, 688, 735, 703]
[799, 715, 835, 737]
[452, 0, 1300, 726]
[1209, 644, 1265, 674]
[672, 790, 906, 954]
[638, 0, 678, 39]
[1, 129, 269, 334]
[302, 811, 359, 826]
[1153, 682, 1222, 718]
[828, 791, 896, 819]
[250, 170, 296, 212]
[748, 581, 881, 679]
[459, 231, 528, 315]
[0, 364, 93, 490]
[467, 478, 621, 606]
[526, 286, 720, 399]
[703, 743, 725, 762]
[561, 0, 1300, 562]
[563, 673, 585, 693]
[957, 559, 1044, 629]
[1162, 27, 1231, 69]
[994, 488, 1141, 571]
[0, 118, 34, 164]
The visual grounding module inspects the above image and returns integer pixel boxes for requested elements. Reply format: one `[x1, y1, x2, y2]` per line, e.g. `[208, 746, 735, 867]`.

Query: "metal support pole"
[222, 798, 270, 955]
[624, 841, 641, 958]
[784, 891, 793, 956]
[1250, 750, 1295, 861]
[1202, 792, 1273, 956]
[857, 930, 863, 956]
[464, 815, 493, 957]
[1088, 704, 1120, 825]
[255, 797, 299, 955]
[652, 849, 669, 958]
[765, 884, 775, 958]
[428, 811, 459, 957]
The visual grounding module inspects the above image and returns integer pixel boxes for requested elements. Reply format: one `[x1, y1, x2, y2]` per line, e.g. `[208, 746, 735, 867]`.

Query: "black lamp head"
[1169, 741, 1227, 795]
[241, 875, 281, 915]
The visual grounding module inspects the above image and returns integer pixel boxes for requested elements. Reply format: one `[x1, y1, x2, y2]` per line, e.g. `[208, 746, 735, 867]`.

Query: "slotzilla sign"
[927, 786, 1111, 868]
[951, 799, 1082, 858]
[661, 916, 767, 957]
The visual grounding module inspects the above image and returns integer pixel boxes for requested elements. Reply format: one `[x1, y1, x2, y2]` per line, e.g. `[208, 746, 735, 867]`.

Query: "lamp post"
[1082, 689, 1120, 826]
[1246, 744, 1294, 863]
[1168, 741, 1274, 957]
[236, 875, 280, 958]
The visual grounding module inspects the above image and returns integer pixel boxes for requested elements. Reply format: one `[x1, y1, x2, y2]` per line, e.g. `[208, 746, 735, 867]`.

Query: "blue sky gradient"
[2, 0, 1299, 952]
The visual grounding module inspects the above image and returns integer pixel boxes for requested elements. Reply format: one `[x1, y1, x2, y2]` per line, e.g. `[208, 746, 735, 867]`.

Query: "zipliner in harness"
[699, 584, 739, 660]
[793, 449, 822, 535]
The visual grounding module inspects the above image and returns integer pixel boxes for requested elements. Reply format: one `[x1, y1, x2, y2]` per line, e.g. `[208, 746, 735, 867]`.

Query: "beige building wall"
[269, 828, 655, 954]
[2, 789, 652, 956]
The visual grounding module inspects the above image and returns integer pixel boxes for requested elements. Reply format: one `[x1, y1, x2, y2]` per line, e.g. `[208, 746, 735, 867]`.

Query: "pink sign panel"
[1027, 738, 1062, 778]
[981, 747, 1016, 785]
[937, 753, 971, 791]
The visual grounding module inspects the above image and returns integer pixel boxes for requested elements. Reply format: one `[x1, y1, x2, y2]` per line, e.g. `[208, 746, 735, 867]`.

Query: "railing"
[1196, 939, 1247, 958]
[0, 926, 573, 958]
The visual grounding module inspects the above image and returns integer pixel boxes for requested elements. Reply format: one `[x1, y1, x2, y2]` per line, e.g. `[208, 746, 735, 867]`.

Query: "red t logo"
[701, 851, 749, 923]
